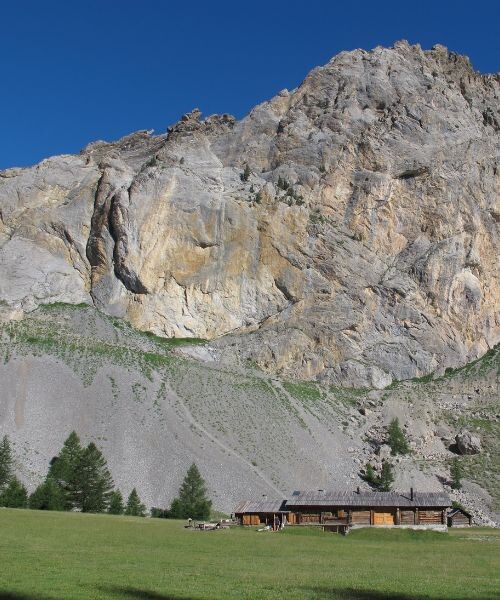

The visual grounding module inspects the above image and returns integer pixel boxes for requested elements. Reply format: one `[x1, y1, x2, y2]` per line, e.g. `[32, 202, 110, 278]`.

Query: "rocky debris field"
[0, 304, 498, 522]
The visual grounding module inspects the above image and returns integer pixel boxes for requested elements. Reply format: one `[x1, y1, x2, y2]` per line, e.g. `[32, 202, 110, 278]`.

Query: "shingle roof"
[448, 508, 472, 517]
[284, 490, 450, 508]
[233, 499, 289, 513]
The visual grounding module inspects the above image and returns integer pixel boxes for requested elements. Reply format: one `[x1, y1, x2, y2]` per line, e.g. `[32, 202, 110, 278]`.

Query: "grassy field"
[0, 510, 498, 600]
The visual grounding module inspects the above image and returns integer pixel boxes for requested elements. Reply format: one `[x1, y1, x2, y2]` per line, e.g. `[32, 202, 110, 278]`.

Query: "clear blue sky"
[1, 0, 498, 169]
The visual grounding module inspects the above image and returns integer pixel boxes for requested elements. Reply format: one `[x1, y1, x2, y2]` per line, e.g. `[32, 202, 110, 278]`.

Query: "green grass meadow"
[0, 509, 498, 600]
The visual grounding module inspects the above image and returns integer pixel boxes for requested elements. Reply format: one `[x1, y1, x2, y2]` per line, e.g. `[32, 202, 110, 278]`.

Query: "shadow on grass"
[102, 587, 203, 600]
[0, 594, 53, 600]
[0, 590, 203, 600]
[305, 588, 468, 600]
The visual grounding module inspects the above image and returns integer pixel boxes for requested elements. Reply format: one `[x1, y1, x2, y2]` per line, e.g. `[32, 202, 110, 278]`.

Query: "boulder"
[455, 430, 482, 455]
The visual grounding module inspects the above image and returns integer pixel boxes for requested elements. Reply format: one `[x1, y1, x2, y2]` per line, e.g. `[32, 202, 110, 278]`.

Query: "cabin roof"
[233, 499, 289, 514]
[285, 490, 450, 508]
[448, 508, 472, 518]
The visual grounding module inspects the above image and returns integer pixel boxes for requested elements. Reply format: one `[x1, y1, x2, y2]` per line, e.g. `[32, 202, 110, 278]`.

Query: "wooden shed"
[283, 489, 450, 528]
[447, 507, 472, 527]
[233, 499, 290, 526]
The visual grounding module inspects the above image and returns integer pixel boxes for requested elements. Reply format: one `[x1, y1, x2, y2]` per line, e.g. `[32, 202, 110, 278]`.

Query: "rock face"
[456, 430, 482, 455]
[0, 41, 499, 386]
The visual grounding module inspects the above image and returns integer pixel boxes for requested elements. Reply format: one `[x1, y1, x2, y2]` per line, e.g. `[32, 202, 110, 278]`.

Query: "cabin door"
[373, 511, 395, 525]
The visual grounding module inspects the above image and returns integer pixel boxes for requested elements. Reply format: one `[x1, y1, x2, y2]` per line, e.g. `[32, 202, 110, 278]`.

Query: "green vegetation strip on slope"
[0, 509, 499, 600]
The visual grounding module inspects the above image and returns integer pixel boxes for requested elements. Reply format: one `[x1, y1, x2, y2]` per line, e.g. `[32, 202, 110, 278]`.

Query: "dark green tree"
[364, 463, 377, 486]
[29, 478, 66, 511]
[378, 461, 395, 492]
[0, 435, 13, 489]
[74, 442, 114, 513]
[125, 488, 146, 517]
[450, 457, 463, 490]
[387, 418, 410, 455]
[108, 490, 125, 515]
[240, 163, 251, 182]
[0, 476, 28, 508]
[48, 431, 83, 509]
[168, 463, 212, 520]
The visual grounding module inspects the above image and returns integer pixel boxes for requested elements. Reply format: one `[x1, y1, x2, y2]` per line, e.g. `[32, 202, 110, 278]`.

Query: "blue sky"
[1, 0, 498, 169]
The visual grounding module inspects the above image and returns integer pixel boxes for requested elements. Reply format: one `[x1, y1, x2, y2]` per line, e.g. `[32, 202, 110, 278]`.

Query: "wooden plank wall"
[373, 511, 395, 525]
[351, 510, 371, 524]
[242, 514, 260, 525]
[300, 513, 321, 523]
[418, 510, 442, 524]
[400, 510, 415, 524]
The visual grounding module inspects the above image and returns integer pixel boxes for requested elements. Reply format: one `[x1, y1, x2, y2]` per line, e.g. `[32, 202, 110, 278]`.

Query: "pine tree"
[169, 463, 212, 520]
[29, 478, 66, 511]
[0, 476, 28, 508]
[125, 488, 146, 517]
[450, 457, 463, 490]
[240, 163, 251, 182]
[378, 461, 394, 492]
[48, 431, 83, 509]
[74, 442, 114, 513]
[387, 418, 410, 455]
[0, 435, 13, 489]
[364, 463, 377, 486]
[108, 490, 125, 515]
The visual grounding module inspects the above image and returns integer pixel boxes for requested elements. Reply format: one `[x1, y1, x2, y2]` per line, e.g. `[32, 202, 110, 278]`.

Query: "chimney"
[262, 494, 267, 499]
[317, 489, 324, 493]
[410, 487, 414, 501]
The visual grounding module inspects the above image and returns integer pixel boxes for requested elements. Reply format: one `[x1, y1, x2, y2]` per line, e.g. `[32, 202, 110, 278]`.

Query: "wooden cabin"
[235, 489, 450, 529]
[233, 499, 291, 526]
[447, 507, 472, 527]
[285, 489, 450, 527]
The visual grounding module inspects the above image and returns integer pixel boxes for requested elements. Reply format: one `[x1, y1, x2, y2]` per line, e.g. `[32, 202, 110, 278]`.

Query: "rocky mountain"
[0, 42, 498, 520]
[0, 41, 498, 388]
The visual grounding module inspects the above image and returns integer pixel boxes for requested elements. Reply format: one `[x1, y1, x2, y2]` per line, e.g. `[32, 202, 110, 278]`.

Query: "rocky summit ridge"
[0, 41, 499, 388]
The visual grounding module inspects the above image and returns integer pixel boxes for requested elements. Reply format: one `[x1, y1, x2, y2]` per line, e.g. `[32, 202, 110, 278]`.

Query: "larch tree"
[0, 476, 28, 508]
[29, 477, 66, 511]
[125, 488, 146, 517]
[74, 442, 114, 513]
[0, 435, 13, 490]
[378, 461, 395, 492]
[48, 431, 83, 509]
[169, 463, 212, 520]
[387, 418, 410, 455]
[108, 489, 125, 515]
[450, 457, 463, 490]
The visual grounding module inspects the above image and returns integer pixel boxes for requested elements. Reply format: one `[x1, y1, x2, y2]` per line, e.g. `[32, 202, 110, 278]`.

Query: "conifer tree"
[48, 431, 83, 509]
[378, 460, 394, 492]
[387, 418, 410, 455]
[108, 490, 125, 515]
[0, 435, 13, 489]
[74, 442, 114, 513]
[364, 463, 377, 486]
[125, 488, 146, 517]
[29, 478, 66, 511]
[240, 163, 251, 182]
[0, 476, 28, 508]
[450, 457, 463, 490]
[168, 463, 212, 520]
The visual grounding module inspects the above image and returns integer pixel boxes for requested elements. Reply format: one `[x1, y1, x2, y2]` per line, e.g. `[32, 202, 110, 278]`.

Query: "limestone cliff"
[0, 41, 498, 386]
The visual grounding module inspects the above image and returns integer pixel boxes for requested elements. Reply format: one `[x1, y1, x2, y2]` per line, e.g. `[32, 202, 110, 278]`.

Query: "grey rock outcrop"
[455, 429, 482, 454]
[0, 41, 499, 386]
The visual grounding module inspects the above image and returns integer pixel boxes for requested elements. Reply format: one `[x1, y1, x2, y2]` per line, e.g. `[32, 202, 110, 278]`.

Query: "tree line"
[0, 432, 212, 520]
